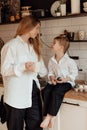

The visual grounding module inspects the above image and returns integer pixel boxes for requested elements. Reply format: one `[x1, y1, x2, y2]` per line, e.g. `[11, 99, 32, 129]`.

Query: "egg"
[78, 85, 84, 92]
[83, 85, 87, 92]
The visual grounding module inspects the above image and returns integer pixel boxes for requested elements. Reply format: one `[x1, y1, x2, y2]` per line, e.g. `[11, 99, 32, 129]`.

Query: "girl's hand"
[57, 77, 70, 83]
[50, 76, 58, 85]
[25, 62, 35, 72]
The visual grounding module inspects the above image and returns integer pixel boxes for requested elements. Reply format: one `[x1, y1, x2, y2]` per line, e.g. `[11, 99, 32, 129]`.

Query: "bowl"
[83, 7, 87, 12]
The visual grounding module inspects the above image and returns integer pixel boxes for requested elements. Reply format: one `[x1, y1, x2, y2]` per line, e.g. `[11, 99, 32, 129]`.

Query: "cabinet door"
[60, 102, 87, 130]
[0, 123, 7, 130]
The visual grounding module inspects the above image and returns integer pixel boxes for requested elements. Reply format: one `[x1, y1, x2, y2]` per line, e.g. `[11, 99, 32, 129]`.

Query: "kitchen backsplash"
[40, 17, 87, 81]
[0, 17, 87, 81]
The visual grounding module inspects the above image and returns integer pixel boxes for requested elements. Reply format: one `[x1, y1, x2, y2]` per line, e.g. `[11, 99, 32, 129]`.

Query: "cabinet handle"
[63, 101, 80, 106]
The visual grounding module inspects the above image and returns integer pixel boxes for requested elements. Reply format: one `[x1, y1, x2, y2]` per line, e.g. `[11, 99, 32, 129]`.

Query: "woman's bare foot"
[40, 115, 51, 128]
[48, 116, 56, 128]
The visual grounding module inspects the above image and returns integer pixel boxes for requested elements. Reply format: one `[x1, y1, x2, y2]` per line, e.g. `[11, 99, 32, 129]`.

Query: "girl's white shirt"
[1, 36, 47, 109]
[48, 53, 78, 87]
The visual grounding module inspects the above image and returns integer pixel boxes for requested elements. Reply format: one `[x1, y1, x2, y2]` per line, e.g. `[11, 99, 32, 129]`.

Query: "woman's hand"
[25, 62, 35, 72]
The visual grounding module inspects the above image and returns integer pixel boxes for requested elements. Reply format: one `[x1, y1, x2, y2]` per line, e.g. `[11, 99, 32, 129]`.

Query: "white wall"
[40, 17, 87, 81]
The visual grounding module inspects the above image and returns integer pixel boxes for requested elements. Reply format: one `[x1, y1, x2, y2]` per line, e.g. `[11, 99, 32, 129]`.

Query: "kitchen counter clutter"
[65, 89, 87, 102]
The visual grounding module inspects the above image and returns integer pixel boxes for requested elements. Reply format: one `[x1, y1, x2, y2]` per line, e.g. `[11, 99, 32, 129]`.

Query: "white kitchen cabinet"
[60, 99, 87, 130]
[0, 123, 7, 130]
[44, 98, 87, 130]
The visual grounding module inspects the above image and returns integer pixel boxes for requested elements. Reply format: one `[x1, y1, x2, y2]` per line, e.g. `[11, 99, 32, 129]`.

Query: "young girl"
[1, 15, 47, 130]
[40, 36, 78, 129]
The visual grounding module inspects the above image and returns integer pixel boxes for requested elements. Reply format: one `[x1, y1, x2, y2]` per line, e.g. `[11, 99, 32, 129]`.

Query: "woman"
[1, 15, 47, 130]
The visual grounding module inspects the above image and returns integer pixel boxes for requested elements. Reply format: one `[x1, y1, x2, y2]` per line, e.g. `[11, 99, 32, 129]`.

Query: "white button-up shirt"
[48, 54, 78, 86]
[1, 36, 47, 109]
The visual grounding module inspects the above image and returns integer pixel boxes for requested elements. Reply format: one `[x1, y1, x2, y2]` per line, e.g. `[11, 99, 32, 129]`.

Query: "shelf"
[70, 40, 87, 42]
[0, 13, 87, 25]
[39, 13, 87, 21]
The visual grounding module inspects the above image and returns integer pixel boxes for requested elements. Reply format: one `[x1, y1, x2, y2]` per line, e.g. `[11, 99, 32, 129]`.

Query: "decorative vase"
[60, 4, 66, 16]
[71, 0, 80, 14]
[78, 31, 85, 40]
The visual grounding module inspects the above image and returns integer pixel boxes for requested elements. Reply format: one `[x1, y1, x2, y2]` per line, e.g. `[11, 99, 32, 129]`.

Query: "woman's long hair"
[15, 15, 42, 61]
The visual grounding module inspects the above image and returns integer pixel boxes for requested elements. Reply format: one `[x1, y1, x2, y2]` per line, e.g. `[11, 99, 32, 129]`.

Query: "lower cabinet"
[0, 123, 7, 130]
[60, 102, 87, 130]
[44, 99, 87, 130]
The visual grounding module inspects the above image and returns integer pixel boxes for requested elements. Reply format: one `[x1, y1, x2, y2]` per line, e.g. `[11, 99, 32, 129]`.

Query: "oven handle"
[63, 101, 80, 106]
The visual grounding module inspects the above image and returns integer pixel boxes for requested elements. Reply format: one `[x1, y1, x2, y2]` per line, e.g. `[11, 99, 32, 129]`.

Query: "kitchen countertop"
[65, 89, 87, 102]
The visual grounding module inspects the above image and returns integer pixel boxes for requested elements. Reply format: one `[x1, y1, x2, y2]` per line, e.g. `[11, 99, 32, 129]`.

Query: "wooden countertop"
[65, 89, 87, 102]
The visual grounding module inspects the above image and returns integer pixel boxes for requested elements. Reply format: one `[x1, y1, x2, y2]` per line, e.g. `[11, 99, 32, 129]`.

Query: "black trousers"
[5, 80, 43, 130]
[41, 82, 72, 116]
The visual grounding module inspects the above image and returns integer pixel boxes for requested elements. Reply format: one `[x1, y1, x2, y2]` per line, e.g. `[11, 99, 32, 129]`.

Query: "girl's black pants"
[41, 82, 72, 116]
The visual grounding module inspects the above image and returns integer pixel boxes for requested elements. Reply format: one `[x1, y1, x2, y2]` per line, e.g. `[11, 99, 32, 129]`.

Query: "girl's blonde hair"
[15, 15, 42, 61]
[54, 36, 70, 53]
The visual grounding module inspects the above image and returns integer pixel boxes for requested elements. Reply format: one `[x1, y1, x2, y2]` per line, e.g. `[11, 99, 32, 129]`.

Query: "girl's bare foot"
[40, 115, 51, 128]
[48, 116, 56, 128]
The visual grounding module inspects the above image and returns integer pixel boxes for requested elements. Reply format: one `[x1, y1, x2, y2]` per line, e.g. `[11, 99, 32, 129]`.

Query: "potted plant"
[60, 0, 67, 16]
[55, 7, 61, 16]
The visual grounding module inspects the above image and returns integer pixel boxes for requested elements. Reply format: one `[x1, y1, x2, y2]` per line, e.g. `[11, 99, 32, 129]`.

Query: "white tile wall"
[0, 16, 87, 80]
[40, 17, 87, 81]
